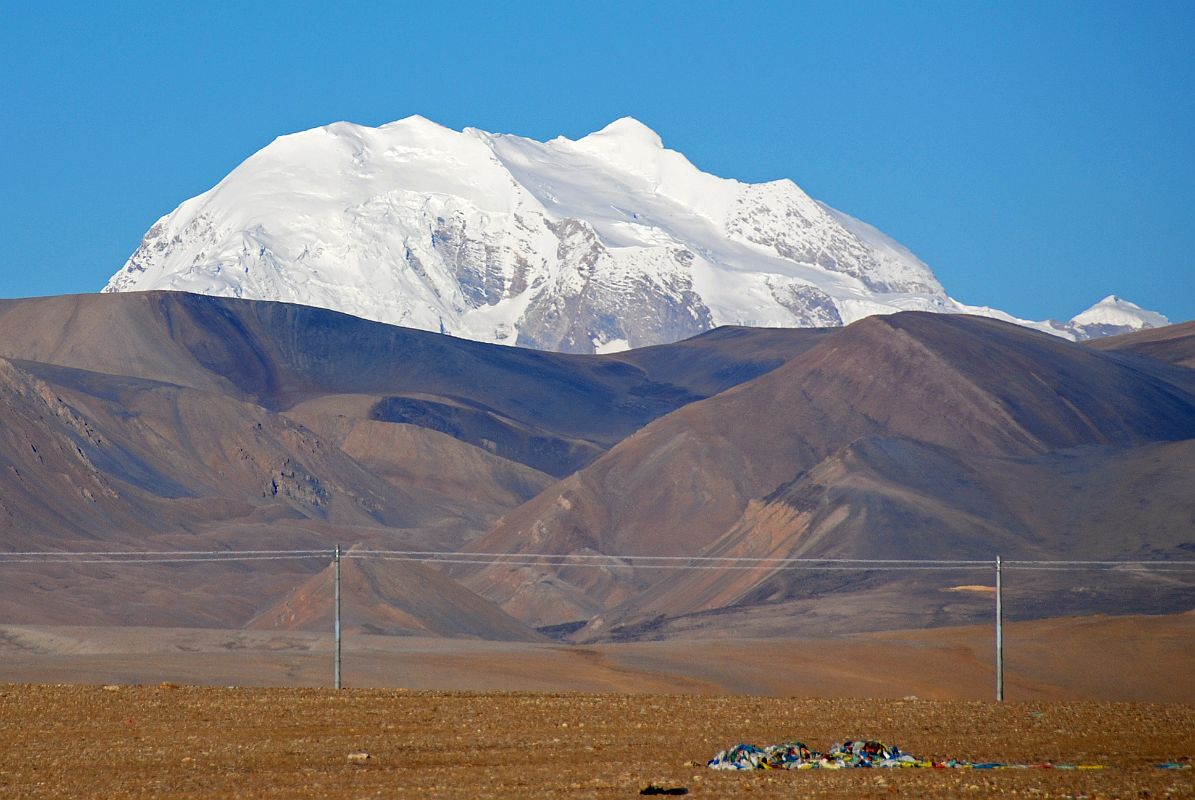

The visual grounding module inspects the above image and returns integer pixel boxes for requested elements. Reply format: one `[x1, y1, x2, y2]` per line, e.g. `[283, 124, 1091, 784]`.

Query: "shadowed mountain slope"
[0, 292, 824, 476]
[459, 313, 1195, 627]
[0, 355, 521, 548]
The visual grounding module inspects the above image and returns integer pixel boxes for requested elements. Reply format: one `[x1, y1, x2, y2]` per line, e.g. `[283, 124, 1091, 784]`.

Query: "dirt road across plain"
[1, 685, 1191, 799]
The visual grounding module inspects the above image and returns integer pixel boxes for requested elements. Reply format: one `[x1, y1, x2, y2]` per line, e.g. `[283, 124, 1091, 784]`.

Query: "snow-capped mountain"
[103, 116, 1164, 352]
[1056, 295, 1171, 340]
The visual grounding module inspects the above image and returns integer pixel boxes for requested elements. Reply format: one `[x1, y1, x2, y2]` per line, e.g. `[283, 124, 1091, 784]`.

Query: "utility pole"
[995, 555, 1004, 702]
[334, 544, 342, 690]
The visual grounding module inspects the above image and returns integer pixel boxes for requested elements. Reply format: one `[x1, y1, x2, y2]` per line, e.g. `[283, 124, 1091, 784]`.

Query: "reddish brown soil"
[1, 685, 1191, 799]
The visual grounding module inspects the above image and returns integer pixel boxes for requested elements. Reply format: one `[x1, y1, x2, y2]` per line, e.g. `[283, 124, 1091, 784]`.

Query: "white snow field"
[104, 116, 1167, 352]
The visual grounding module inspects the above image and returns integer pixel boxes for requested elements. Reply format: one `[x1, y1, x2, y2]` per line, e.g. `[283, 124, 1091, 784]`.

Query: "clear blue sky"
[2, 1, 1192, 323]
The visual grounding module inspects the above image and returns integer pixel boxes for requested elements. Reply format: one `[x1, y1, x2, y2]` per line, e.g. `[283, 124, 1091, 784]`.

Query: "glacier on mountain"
[103, 116, 1165, 352]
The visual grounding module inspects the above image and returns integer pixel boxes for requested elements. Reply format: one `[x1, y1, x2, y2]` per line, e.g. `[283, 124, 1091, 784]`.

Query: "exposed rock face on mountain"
[102, 116, 1167, 352]
[1, 292, 1192, 638]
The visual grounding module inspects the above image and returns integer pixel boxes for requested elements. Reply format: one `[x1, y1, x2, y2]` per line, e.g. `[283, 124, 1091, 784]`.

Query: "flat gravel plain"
[1, 685, 1191, 799]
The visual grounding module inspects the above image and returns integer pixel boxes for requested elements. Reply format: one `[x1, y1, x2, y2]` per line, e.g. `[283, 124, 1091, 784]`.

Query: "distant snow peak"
[1062, 295, 1170, 341]
[103, 116, 1168, 352]
[1072, 295, 1169, 327]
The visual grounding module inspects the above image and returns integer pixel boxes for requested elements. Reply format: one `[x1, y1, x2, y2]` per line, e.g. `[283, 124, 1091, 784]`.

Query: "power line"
[1004, 564, 1195, 573]
[0, 548, 330, 557]
[0, 554, 329, 565]
[1004, 559, 1195, 566]
[354, 554, 997, 572]
[1, 548, 1191, 572]
[348, 549, 997, 565]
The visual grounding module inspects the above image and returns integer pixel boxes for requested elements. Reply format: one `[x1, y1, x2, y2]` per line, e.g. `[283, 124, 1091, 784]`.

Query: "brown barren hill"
[0, 292, 824, 475]
[460, 313, 1195, 628]
[247, 548, 544, 641]
[1089, 318, 1195, 370]
[281, 408, 555, 513]
[580, 436, 1195, 640]
[0, 291, 827, 633]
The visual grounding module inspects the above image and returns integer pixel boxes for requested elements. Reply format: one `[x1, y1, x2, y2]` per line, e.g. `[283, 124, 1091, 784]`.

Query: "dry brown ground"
[2, 613, 1192, 701]
[0, 685, 1191, 799]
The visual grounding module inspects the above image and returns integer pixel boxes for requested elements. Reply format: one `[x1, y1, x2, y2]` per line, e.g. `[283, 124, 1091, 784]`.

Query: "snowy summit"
[1062, 295, 1170, 340]
[104, 116, 1165, 352]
